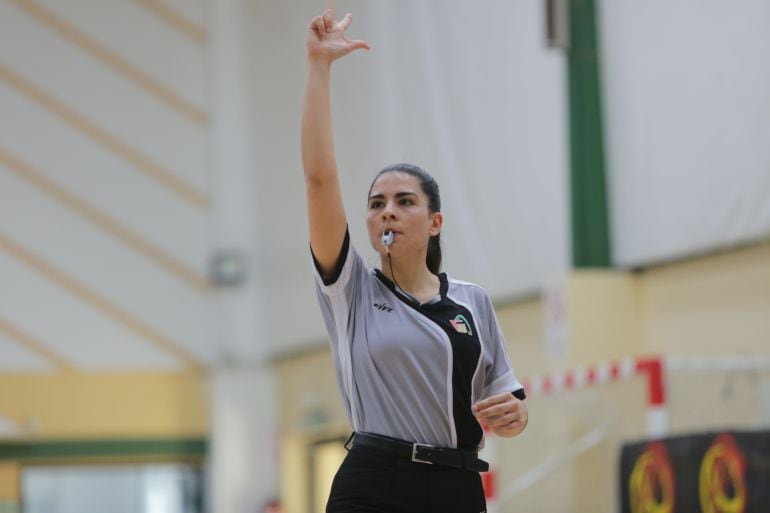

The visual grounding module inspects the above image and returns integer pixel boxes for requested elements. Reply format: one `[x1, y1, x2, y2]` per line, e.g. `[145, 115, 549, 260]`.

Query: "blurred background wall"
[0, 0, 768, 512]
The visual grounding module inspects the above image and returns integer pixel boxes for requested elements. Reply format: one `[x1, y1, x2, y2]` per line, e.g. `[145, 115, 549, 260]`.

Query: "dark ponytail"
[426, 234, 442, 275]
[369, 163, 443, 275]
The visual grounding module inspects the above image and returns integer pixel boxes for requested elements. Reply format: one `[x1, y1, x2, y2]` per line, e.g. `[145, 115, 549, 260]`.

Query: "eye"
[399, 198, 414, 206]
[368, 200, 384, 209]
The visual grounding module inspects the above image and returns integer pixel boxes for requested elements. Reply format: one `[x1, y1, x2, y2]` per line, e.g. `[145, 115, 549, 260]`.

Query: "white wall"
[3, 0, 767, 368]
[0, 0, 571, 363]
[598, 0, 770, 267]
[250, 0, 571, 350]
[0, 0, 213, 370]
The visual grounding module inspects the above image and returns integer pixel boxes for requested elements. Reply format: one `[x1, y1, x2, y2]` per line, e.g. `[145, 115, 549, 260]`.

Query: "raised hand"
[307, 8, 369, 64]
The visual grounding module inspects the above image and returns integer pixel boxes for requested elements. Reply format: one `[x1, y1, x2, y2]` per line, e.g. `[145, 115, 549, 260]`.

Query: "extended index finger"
[326, 0, 335, 13]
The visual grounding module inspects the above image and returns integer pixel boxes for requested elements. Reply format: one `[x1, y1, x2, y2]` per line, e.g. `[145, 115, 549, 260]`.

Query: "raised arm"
[302, 8, 369, 277]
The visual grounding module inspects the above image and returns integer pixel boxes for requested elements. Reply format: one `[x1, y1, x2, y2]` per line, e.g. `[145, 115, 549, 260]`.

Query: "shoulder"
[445, 275, 493, 308]
[313, 233, 376, 295]
[447, 275, 482, 290]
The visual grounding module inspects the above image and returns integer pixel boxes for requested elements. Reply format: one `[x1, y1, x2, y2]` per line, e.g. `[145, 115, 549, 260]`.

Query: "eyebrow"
[368, 191, 419, 201]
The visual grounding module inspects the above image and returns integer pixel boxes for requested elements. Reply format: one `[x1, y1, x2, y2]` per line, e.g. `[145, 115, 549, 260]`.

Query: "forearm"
[301, 59, 337, 184]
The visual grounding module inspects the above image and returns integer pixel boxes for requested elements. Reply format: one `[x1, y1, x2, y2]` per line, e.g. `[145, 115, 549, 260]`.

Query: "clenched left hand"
[473, 392, 528, 438]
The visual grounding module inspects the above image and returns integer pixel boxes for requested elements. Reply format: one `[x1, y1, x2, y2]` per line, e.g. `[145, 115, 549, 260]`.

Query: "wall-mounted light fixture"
[208, 250, 248, 287]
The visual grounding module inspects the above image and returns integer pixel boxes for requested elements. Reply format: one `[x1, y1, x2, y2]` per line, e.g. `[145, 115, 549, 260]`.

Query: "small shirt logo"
[373, 302, 393, 312]
[450, 314, 473, 335]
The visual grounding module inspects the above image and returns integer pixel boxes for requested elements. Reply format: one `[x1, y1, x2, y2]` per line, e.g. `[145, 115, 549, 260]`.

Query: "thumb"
[348, 39, 370, 52]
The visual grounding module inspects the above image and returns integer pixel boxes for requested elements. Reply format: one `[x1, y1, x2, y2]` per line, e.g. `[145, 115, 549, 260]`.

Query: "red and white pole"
[522, 355, 669, 438]
[635, 357, 668, 437]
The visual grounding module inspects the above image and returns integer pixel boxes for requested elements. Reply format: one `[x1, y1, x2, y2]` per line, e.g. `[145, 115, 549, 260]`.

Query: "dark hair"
[368, 163, 443, 275]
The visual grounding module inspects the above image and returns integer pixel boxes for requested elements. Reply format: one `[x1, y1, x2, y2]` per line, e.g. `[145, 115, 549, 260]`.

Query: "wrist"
[307, 54, 334, 71]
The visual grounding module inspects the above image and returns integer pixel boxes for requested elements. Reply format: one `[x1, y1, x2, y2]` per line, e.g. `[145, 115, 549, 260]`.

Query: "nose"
[381, 200, 397, 219]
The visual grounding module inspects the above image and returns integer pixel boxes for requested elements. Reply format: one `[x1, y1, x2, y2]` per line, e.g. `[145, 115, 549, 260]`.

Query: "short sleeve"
[310, 228, 368, 355]
[310, 229, 370, 430]
[480, 292, 525, 399]
[311, 229, 364, 297]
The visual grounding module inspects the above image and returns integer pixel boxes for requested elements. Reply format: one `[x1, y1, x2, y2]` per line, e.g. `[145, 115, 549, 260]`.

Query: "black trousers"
[326, 444, 487, 513]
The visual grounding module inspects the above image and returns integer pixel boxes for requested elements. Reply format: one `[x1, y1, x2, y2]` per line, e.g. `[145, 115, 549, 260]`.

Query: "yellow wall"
[275, 350, 344, 434]
[0, 372, 208, 438]
[275, 350, 348, 513]
[0, 463, 19, 500]
[565, 271, 643, 364]
[275, 242, 770, 513]
[0, 372, 208, 511]
[640, 243, 770, 355]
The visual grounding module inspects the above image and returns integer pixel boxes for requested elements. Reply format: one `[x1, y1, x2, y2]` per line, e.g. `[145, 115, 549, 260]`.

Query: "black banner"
[620, 430, 770, 513]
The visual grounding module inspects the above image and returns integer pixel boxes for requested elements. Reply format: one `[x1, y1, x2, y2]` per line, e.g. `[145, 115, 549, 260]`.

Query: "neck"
[380, 252, 439, 301]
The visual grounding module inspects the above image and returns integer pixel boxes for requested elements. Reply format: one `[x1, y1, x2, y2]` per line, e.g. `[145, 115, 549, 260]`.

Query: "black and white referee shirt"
[313, 231, 525, 450]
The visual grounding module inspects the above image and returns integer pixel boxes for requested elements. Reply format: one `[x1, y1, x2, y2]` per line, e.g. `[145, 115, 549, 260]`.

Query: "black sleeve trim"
[512, 388, 526, 401]
[310, 228, 350, 286]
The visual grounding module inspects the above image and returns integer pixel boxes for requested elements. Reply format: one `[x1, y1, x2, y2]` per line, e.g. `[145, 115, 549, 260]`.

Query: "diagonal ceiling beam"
[0, 148, 210, 293]
[0, 315, 73, 371]
[0, 232, 205, 373]
[0, 63, 209, 209]
[134, 0, 207, 44]
[8, 0, 209, 125]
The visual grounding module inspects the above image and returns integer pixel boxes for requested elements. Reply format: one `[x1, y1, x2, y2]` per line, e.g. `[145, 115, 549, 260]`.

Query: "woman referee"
[301, 6, 528, 513]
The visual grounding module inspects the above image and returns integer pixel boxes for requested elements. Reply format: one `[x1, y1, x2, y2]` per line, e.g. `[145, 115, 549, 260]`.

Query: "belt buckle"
[411, 443, 435, 465]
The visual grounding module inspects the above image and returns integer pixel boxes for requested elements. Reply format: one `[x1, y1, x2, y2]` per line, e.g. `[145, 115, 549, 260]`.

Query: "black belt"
[349, 432, 489, 473]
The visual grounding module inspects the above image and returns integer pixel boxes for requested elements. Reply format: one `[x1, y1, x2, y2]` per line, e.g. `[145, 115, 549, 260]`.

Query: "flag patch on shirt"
[450, 314, 473, 335]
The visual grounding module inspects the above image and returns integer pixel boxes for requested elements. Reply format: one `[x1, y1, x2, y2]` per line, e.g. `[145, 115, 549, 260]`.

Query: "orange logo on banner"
[629, 442, 676, 513]
[699, 433, 746, 513]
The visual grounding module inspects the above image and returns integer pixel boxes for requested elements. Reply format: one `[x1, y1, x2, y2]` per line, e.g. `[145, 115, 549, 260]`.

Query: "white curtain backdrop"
[250, 0, 570, 350]
[598, 0, 770, 267]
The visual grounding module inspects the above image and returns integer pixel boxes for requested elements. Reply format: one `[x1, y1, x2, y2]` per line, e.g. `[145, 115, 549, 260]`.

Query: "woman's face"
[366, 172, 442, 257]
